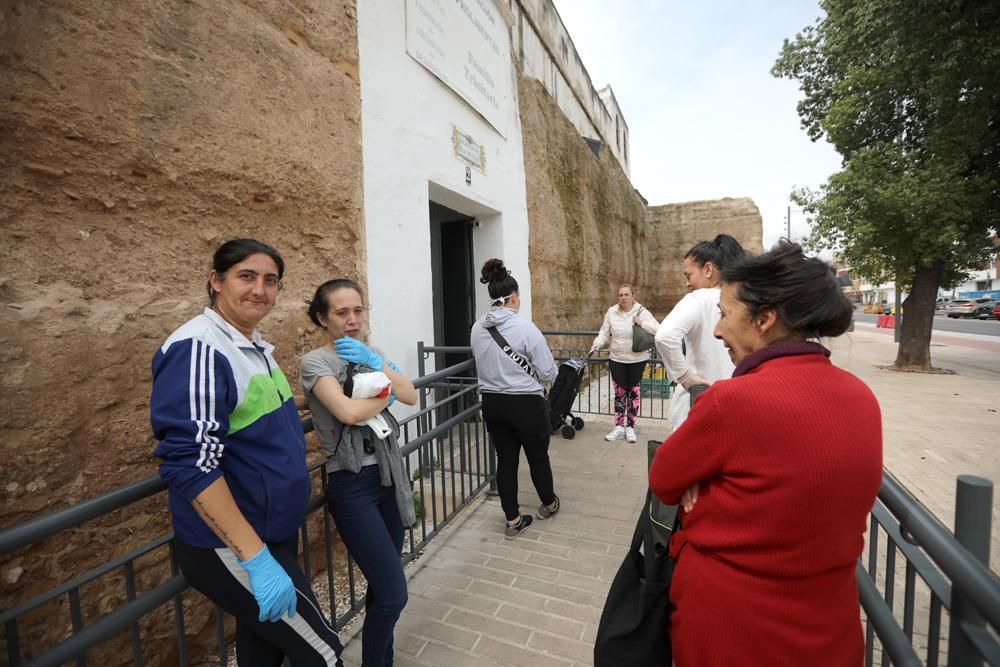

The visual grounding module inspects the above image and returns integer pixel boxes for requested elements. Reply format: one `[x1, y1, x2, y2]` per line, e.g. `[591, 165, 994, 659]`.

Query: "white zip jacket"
[591, 303, 661, 364]
[654, 288, 735, 428]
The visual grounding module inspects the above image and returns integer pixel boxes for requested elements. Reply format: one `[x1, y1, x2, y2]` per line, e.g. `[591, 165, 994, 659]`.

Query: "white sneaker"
[605, 425, 626, 441]
[625, 427, 637, 443]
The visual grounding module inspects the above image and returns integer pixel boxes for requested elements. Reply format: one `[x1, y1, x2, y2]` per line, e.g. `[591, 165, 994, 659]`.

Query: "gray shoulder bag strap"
[487, 326, 540, 381]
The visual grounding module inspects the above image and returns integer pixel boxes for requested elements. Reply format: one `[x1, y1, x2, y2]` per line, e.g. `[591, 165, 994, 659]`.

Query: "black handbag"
[631, 307, 655, 353]
[594, 490, 676, 666]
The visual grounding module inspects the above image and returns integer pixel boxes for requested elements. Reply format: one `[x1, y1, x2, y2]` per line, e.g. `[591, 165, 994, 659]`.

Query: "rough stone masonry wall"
[645, 199, 764, 316]
[519, 75, 650, 333]
[519, 73, 764, 335]
[0, 1, 362, 663]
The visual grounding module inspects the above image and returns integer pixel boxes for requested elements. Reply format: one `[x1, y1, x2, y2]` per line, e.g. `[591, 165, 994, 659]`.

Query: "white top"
[591, 303, 661, 364]
[654, 288, 735, 428]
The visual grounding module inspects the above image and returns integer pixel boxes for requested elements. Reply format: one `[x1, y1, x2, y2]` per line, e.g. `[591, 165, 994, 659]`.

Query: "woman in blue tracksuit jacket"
[151, 239, 343, 667]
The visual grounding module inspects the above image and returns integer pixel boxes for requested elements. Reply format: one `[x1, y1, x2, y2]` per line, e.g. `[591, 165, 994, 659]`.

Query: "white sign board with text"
[406, 0, 510, 137]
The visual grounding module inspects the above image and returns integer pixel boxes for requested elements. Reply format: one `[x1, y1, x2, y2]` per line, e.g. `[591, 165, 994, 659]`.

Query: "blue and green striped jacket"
[151, 308, 309, 548]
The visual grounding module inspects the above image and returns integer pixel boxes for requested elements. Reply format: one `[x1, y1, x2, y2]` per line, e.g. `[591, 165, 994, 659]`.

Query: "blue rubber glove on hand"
[239, 545, 297, 622]
[334, 337, 383, 371]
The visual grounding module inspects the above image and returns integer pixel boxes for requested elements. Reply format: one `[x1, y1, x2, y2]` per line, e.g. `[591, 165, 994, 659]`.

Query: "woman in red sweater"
[649, 241, 882, 666]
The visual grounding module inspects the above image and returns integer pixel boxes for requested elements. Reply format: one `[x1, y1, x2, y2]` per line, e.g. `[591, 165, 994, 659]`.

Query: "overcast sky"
[551, 0, 843, 249]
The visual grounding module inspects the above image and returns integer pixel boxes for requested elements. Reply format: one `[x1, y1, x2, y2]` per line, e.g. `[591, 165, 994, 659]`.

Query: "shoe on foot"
[505, 514, 534, 539]
[605, 425, 626, 441]
[625, 427, 637, 443]
[538, 496, 560, 520]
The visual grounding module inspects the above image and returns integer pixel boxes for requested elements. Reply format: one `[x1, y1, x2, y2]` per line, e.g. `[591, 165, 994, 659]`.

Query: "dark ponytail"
[684, 234, 746, 271]
[480, 258, 519, 305]
[720, 241, 854, 339]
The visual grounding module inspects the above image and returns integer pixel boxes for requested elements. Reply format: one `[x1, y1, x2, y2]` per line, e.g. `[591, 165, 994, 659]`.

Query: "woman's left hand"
[681, 484, 699, 512]
[335, 337, 383, 371]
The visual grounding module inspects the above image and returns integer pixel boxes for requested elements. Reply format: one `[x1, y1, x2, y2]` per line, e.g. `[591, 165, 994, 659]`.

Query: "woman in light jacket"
[589, 285, 660, 443]
[654, 234, 745, 429]
[471, 259, 559, 539]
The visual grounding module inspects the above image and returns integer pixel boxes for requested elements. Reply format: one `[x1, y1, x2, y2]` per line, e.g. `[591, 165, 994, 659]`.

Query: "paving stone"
[396, 616, 481, 651]
[421, 583, 503, 616]
[474, 635, 574, 666]
[495, 602, 588, 640]
[445, 607, 532, 644]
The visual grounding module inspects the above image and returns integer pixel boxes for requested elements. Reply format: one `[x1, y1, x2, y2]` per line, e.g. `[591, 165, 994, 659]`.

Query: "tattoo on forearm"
[193, 497, 244, 559]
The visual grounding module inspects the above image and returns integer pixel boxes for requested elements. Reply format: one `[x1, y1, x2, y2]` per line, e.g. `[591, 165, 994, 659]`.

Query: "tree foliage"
[773, 0, 1000, 289]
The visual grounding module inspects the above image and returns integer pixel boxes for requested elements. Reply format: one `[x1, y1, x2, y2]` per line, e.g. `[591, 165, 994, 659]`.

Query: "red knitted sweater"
[649, 350, 882, 666]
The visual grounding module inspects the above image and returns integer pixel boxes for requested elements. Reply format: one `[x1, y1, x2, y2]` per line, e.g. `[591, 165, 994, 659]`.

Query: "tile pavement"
[339, 325, 998, 664]
[340, 411, 649, 666]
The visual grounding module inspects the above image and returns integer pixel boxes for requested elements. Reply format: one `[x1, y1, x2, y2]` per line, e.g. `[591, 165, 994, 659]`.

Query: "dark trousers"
[325, 465, 407, 667]
[173, 535, 344, 667]
[609, 360, 646, 427]
[481, 392, 557, 521]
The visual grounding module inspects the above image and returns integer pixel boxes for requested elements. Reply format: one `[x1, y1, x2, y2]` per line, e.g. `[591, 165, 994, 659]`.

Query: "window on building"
[615, 116, 620, 150]
[976, 280, 989, 290]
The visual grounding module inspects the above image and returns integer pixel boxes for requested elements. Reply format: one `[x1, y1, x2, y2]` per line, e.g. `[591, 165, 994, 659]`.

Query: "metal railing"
[0, 351, 493, 667]
[859, 473, 999, 666]
[541, 330, 671, 421]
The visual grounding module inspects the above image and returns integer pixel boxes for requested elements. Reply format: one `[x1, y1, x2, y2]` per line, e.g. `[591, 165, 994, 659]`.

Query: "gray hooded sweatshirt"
[471, 307, 558, 395]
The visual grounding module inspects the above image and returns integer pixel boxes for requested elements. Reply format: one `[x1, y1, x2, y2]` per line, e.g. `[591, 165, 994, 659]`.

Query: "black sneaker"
[504, 514, 534, 539]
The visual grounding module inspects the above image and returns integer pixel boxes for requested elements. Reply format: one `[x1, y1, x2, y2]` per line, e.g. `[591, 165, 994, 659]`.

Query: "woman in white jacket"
[654, 234, 746, 429]
[590, 285, 660, 443]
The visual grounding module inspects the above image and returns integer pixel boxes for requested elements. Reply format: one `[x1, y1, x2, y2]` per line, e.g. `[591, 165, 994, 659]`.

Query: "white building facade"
[357, 0, 631, 376]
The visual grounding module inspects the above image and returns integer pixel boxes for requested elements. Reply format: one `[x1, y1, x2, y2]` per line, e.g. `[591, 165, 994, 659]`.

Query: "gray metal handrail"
[0, 351, 495, 667]
[860, 471, 999, 666]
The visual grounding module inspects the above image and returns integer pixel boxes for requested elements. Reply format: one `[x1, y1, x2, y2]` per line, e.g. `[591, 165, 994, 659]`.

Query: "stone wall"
[518, 75, 649, 333]
[519, 76, 763, 333]
[0, 0, 362, 662]
[645, 198, 764, 316]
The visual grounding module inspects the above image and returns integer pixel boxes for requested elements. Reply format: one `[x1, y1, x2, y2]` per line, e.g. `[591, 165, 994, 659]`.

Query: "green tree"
[773, 0, 999, 371]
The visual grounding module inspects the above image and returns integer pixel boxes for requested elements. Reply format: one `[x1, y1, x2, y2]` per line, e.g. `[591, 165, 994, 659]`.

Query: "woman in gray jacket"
[471, 259, 559, 539]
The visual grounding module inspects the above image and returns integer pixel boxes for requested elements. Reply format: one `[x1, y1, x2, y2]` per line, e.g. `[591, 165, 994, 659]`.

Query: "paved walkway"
[340, 415, 649, 667]
[340, 326, 998, 665]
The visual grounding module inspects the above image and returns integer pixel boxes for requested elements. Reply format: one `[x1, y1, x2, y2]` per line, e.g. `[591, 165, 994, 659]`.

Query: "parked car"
[974, 300, 999, 320]
[994, 303, 1000, 320]
[947, 298, 992, 318]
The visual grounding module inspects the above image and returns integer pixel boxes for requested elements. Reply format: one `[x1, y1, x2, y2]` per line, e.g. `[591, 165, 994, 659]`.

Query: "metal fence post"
[947, 474, 993, 667]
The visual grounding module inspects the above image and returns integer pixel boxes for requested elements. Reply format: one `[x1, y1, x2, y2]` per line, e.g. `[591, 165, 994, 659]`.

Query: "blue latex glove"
[238, 545, 297, 622]
[334, 337, 382, 371]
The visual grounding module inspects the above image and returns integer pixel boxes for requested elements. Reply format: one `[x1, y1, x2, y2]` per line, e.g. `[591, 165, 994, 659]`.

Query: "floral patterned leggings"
[609, 360, 646, 427]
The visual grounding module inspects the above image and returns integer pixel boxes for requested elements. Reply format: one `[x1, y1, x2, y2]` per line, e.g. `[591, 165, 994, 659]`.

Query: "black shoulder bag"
[487, 326, 540, 381]
[594, 489, 676, 666]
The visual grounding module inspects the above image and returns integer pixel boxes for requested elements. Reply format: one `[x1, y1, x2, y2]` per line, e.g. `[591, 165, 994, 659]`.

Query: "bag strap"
[487, 326, 540, 381]
[632, 489, 680, 582]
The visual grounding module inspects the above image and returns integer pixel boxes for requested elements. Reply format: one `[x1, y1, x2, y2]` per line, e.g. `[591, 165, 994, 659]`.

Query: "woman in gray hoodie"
[471, 259, 560, 539]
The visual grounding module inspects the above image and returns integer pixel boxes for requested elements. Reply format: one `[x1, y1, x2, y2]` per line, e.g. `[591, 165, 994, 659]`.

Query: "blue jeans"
[325, 465, 407, 667]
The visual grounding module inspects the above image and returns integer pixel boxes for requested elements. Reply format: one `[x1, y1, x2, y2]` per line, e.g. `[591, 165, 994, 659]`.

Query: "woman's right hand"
[681, 484, 699, 512]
